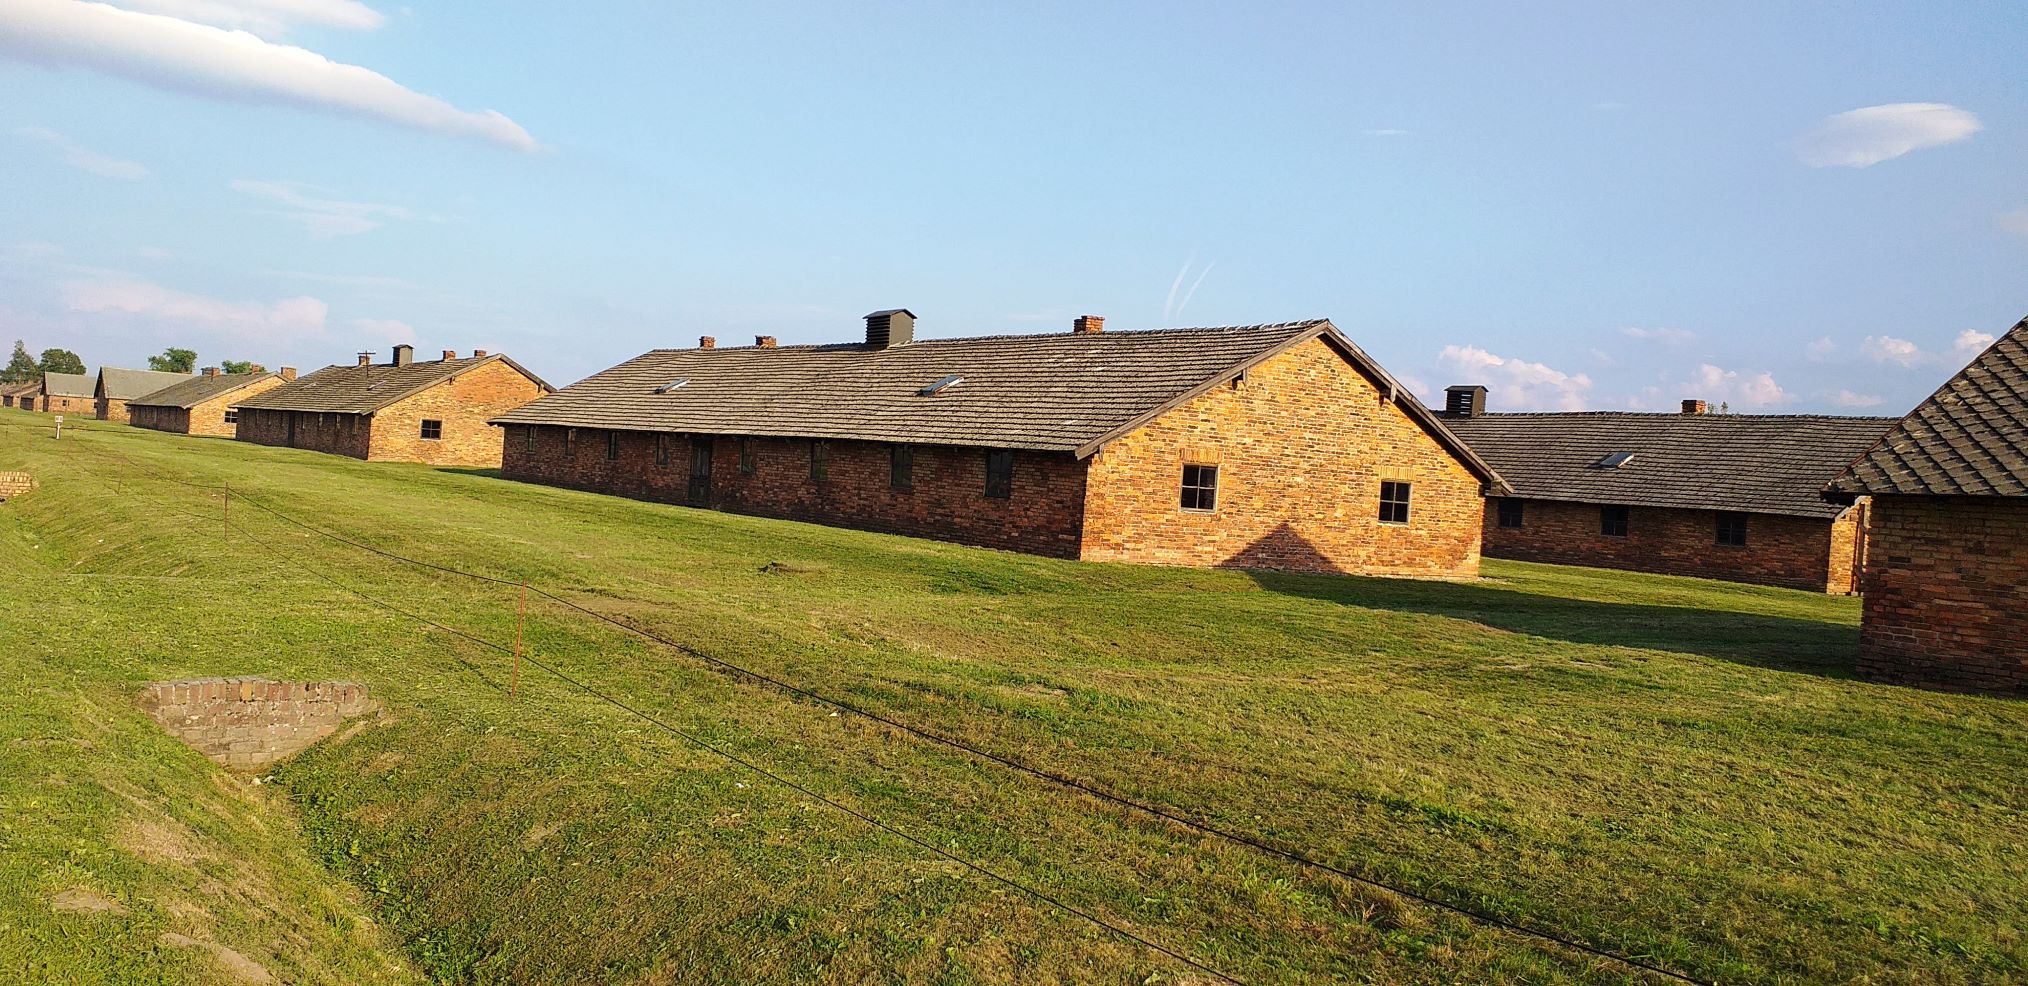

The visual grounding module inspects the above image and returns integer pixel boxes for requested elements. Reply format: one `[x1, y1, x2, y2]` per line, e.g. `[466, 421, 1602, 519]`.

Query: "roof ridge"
[642, 321, 1330, 354]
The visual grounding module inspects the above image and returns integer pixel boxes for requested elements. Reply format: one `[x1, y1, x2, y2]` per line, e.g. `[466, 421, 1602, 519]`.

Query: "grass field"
[1, 417, 2022, 985]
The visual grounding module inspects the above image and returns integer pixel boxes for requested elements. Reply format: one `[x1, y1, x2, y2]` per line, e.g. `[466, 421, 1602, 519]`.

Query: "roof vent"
[356, 351, 373, 367]
[1443, 385, 1487, 418]
[654, 378, 690, 394]
[392, 344, 414, 367]
[866, 309, 915, 349]
[698, 336, 715, 350]
[1591, 452, 1636, 469]
[755, 335, 777, 348]
[1681, 399, 1708, 415]
[918, 374, 962, 396]
[441, 349, 457, 361]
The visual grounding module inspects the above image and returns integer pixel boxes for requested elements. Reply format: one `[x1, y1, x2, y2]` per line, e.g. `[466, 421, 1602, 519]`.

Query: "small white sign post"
[53, 414, 62, 440]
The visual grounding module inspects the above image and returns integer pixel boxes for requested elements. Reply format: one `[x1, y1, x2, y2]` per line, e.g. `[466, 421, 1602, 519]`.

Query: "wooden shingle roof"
[491, 321, 1508, 486]
[234, 354, 551, 415]
[42, 371, 93, 398]
[1828, 317, 2028, 498]
[98, 367, 194, 401]
[1446, 412, 1896, 519]
[128, 372, 282, 410]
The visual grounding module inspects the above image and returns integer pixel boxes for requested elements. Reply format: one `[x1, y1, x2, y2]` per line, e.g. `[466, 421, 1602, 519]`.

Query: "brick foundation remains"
[139, 679, 378, 770]
[0, 472, 33, 500]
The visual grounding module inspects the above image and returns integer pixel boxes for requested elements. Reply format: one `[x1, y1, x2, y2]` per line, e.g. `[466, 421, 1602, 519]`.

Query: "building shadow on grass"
[1225, 524, 1858, 678]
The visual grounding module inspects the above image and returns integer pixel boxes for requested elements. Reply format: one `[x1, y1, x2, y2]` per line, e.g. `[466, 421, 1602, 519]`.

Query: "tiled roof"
[1828, 317, 2028, 498]
[99, 367, 195, 401]
[43, 371, 93, 398]
[0, 380, 39, 397]
[489, 321, 1507, 485]
[234, 354, 551, 415]
[128, 372, 281, 410]
[1445, 411, 1896, 518]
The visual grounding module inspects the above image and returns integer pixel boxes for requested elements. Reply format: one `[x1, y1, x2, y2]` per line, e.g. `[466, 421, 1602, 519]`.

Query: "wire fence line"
[30, 425, 1708, 985]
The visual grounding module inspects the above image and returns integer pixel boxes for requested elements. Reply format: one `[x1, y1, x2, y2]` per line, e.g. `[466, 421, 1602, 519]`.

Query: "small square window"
[223, 409, 238, 425]
[1181, 464, 1218, 511]
[1379, 480, 1412, 524]
[739, 438, 756, 475]
[606, 431, 620, 461]
[890, 444, 914, 491]
[1601, 505, 1630, 538]
[419, 419, 442, 440]
[1496, 498, 1524, 529]
[984, 449, 1014, 499]
[1716, 511, 1748, 547]
[810, 439, 829, 482]
[654, 433, 670, 468]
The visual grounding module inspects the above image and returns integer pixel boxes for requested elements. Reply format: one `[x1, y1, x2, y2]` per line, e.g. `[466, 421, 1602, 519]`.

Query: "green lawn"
[0, 417, 2021, 984]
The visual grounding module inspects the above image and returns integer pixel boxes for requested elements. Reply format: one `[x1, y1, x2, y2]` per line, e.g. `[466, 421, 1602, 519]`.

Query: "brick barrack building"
[127, 367, 297, 437]
[40, 371, 94, 418]
[95, 367, 193, 423]
[1441, 387, 1894, 592]
[234, 345, 552, 467]
[492, 312, 1508, 575]
[1827, 317, 2028, 696]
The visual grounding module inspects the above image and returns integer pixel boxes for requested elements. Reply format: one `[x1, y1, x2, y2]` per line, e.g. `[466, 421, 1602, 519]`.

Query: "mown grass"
[0, 416, 2022, 984]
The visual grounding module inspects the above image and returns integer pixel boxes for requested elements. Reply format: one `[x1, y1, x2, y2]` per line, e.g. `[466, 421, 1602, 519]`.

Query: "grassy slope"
[0, 417, 2022, 984]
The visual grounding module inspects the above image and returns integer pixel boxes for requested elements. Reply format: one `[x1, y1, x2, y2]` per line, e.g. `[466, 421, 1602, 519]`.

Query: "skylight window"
[918, 374, 963, 396]
[654, 378, 690, 394]
[1591, 452, 1636, 469]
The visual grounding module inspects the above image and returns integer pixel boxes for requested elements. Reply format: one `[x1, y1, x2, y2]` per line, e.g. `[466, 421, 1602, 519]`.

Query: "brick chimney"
[279, 367, 298, 381]
[1073, 314, 1104, 335]
[356, 351, 373, 367]
[1443, 385, 1487, 418]
[473, 349, 488, 358]
[865, 309, 915, 349]
[201, 366, 219, 377]
[1682, 399, 1708, 415]
[441, 349, 457, 361]
[698, 336, 715, 349]
[392, 344, 414, 367]
[755, 335, 777, 348]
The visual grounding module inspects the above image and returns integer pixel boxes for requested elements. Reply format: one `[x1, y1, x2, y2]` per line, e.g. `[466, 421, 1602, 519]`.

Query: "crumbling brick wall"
[0, 472, 34, 500]
[139, 679, 378, 770]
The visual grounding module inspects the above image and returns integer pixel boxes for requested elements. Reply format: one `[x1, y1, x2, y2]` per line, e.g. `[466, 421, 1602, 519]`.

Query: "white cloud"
[0, 0, 537, 151]
[1435, 344, 1592, 411]
[1684, 363, 1790, 409]
[1620, 326, 1697, 345]
[1162, 259, 1214, 318]
[1806, 336, 1838, 361]
[2002, 208, 2028, 239]
[349, 317, 416, 343]
[1830, 389, 1887, 408]
[16, 125, 149, 179]
[113, 0, 383, 36]
[1952, 329, 1996, 358]
[1795, 103, 1981, 168]
[1860, 334, 1925, 368]
[62, 275, 327, 339]
[230, 178, 410, 237]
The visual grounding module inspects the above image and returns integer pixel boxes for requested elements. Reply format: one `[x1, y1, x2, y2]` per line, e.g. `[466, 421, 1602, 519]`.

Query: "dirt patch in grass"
[50, 888, 127, 915]
[159, 932, 275, 984]
[117, 816, 209, 867]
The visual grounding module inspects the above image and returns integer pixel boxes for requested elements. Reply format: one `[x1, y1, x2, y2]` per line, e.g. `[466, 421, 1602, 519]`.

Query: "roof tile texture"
[1829, 318, 2028, 498]
[128, 372, 281, 410]
[235, 355, 548, 415]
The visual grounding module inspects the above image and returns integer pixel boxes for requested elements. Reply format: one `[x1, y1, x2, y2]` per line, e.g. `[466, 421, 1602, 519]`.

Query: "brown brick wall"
[1481, 498, 1860, 592]
[367, 360, 548, 467]
[128, 405, 191, 434]
[44, 394, 94, 418]
[235, 408, 373, 459]
[1080, 337, 1485, 575]
[138, 679, 379, 770]
[500, 426, 1090, 556]
[96, 397, 132, 423]
[1858, 496, 2028, 695]
[0, 472, 34, 499]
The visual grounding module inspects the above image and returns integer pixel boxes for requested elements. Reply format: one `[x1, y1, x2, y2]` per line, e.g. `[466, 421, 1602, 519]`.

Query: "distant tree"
[147, 347, 198, 373]
[2, 341, 35, 383]
[219, 359, 264, 374]
[37, 348, 85, 375]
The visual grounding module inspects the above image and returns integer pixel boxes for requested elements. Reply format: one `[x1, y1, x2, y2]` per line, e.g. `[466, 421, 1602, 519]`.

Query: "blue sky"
[2, 1, 2024, 413]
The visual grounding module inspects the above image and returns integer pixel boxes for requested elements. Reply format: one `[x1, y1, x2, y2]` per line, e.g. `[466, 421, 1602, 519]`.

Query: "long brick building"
[96, 367, 193, 423]
[492, 312, 1508, 575]
[128, 367, 296, 437]
[0, 380, 37, 410]
[1441, 387, 1894, 592]
[1826, 317, 2028, 695]
[41, 371, 95, 417]
[233, 345, 551, 467]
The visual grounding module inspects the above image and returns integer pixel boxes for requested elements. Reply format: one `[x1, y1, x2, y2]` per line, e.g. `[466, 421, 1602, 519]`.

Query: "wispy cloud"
[114, 0, 384, 37]
[231, 178, 411, 237]
[1806, 336, 1838, 361]
[1829, 389, 1886, 408]
[16, 125, 149, 180]
[349, 316, 416, 343]
[1953, 328, 1996, 358]
[1620, 326, 1696, 345]
[1795, 103, 1981, 168]
[1162, 258, 1215, 319]
[1682, 363, 1790, 409]
[0, 0, 538, 151]
[1435, 344, 1592, 411]
[1364, 128, 1409, 137]
[61, 274, 328, 339]
[1860, 334, 1924, 367]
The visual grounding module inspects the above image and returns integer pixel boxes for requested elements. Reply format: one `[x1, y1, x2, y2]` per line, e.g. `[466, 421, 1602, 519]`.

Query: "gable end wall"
[368, 360, 547, 467]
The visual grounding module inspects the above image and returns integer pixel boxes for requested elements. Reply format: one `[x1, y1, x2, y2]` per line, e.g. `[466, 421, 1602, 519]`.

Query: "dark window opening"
[419, 419, 442, 440]
[606, 431, 619, 461]
[524, 424, 535, 453]
[564, 428, 576, 457]
[1716, 511, 1748, 547]
[984, 449, 1014, 499]
[1379, 480, 1412, 524]
[810, 439, 829, 482]
[890, 445, 914, 490]
[654, 433, 670, 467]
[1181, 464, 1219, 511]
[1496, 498, 1524, 529]
[223, 409, 238, 425]
[739, 438, 756, 475]
[1601, 505, 1630, 537]
[688, 437, 713, 504]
